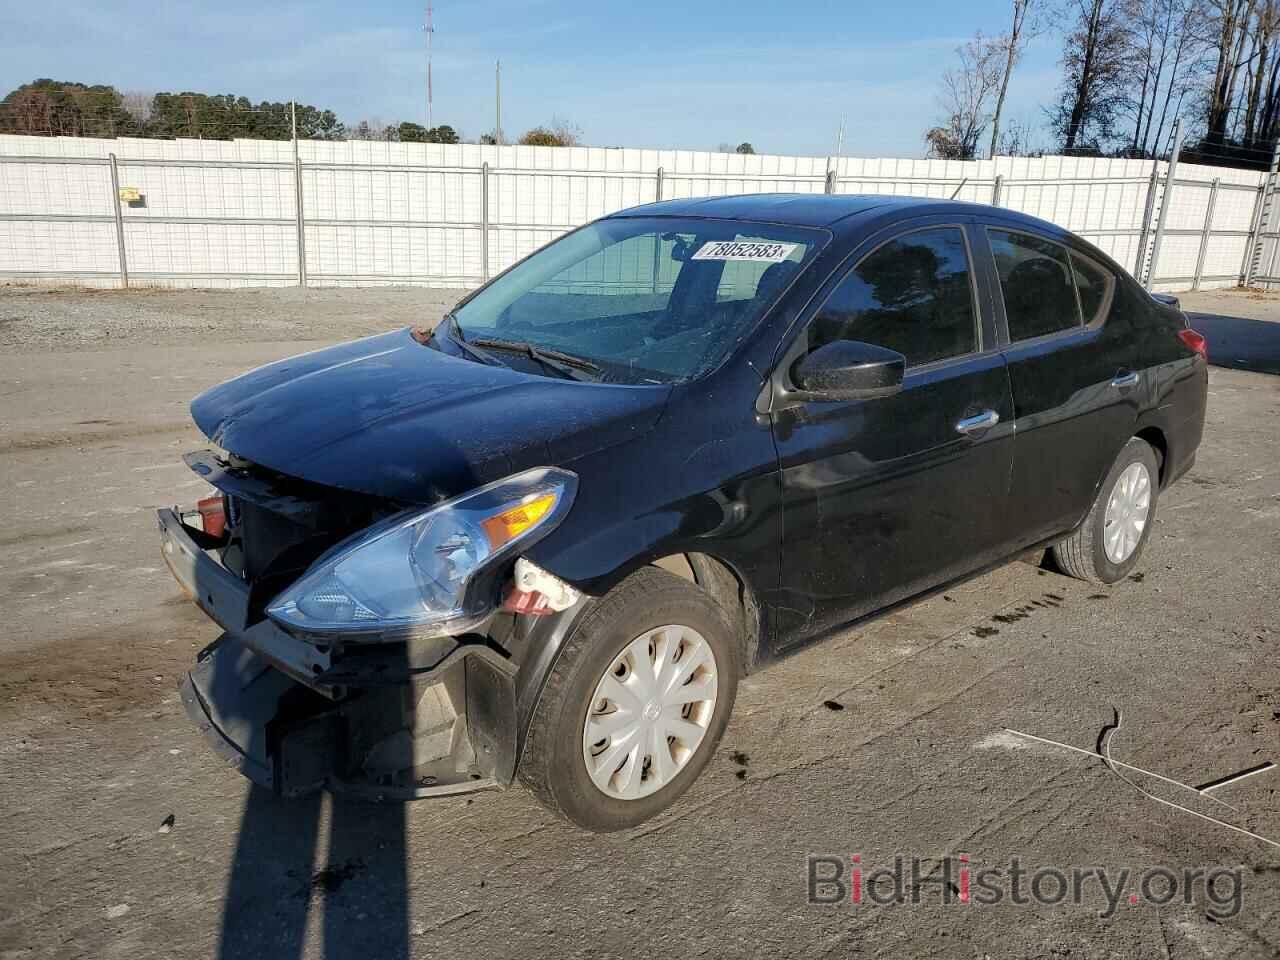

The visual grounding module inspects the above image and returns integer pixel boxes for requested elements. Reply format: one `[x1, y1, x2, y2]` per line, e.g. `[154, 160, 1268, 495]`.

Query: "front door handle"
[1111, 370, 1141, 389]
[955, 410, 1000, 435]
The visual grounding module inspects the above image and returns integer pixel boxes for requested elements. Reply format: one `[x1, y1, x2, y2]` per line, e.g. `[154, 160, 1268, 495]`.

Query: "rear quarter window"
[1069, 251, 1116, 325]
[989, 229, 1082, 341]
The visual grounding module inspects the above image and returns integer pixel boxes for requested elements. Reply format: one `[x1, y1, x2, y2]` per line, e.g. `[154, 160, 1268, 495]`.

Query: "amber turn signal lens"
[479, 492, 557, 549]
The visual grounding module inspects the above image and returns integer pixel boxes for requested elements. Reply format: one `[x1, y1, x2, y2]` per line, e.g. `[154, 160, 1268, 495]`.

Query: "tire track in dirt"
[0, 420, 193, 454]
[0, 607, 211, 722]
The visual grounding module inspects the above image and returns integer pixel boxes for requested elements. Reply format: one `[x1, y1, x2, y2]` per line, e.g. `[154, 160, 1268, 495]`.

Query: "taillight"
[197, 495, 226, 538]
[1177, 327, 1208, 360]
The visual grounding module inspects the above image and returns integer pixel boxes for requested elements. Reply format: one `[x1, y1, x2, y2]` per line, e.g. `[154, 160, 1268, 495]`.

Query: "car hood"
[191, 329, 671, 505]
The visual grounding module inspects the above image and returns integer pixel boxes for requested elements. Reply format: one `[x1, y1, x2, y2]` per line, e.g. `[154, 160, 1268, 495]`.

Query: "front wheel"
[518, 566, 739, 831]
[1052, 436, 1160, 584]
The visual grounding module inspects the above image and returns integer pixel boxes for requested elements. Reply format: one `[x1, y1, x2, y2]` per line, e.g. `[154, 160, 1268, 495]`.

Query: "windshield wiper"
[436, 313, 503, 367]
[470, 338, 602, 381]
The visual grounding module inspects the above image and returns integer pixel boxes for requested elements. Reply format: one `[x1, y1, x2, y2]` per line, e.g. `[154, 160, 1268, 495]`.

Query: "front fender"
[502, 598, 597, 774]
[523, 464, 781, 601]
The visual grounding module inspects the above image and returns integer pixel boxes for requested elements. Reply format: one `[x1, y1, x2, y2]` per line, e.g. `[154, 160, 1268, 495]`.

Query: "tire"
[1052, 437, 1160, 584]
[518, 566, 739, 831]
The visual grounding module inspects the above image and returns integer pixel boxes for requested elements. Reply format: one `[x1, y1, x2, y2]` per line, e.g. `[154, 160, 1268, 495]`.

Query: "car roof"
[609, 193, 1063, 236]
[611, 193, 897, 228]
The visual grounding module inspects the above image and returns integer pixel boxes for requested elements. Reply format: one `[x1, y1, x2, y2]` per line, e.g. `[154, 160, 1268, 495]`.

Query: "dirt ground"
[0, 283, 1277, 959]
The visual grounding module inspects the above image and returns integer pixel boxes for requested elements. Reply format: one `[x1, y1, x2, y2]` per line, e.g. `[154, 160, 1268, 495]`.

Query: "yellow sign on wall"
[118, 187, 142, 202]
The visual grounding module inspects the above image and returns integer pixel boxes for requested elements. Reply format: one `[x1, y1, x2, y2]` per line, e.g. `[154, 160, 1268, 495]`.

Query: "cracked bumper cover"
[159, 508, 519, 799]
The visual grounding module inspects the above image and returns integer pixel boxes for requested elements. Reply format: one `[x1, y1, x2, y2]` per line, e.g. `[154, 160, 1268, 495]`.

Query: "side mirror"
[792, 339, 905, 401]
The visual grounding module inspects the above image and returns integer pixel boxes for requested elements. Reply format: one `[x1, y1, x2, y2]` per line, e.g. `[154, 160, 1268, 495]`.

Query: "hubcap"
[1103, 462, 1151, 564]
[582, 624, 719, 801]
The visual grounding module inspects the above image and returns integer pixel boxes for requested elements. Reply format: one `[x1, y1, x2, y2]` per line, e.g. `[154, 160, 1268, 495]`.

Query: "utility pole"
[495, 59, 503, 145]
[425, 2, 434, 129]
[1146, 117, 1184, 291]
[290, 99, 306, 287]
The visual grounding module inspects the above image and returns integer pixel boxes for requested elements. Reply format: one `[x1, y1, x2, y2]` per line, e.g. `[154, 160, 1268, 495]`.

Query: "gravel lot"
[0, 284, 466, 354]
[0, 284, 1277, 959]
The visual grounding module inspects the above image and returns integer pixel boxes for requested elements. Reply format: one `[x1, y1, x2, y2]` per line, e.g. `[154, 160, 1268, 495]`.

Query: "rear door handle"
[1111, 371, 1141, 388]
[955, 410, 1000, 435]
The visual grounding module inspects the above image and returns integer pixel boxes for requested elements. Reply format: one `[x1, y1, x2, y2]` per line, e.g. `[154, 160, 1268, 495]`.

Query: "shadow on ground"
[219, 788, 409, 959]
[1189, 311, 1280, 374]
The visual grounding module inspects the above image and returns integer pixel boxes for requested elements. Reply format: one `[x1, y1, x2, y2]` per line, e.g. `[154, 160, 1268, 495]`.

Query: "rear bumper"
[159, 508, 518, 800]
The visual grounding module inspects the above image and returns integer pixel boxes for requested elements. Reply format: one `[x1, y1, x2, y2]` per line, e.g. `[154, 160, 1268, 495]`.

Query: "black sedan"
[160, 194, 1207, 831]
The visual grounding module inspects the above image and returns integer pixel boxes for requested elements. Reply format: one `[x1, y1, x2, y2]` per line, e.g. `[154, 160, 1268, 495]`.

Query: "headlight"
[267, 467, 577, 639]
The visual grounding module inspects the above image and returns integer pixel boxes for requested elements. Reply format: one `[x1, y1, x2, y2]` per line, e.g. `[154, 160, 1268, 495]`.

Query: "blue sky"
[0, 0, 1063, 157]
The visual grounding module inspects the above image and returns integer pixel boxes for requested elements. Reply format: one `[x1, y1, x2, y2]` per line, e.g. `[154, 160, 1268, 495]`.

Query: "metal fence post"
[293, 149, 307, 287]
[1145, 118, 1183, 291]
[1265, 214, 1280, 289]
[480, 162, 490, 281]
[1244, 137, 1280, 287]
[824, 158, 836, 195]
[651, 166, 664, 292]
[1192, 178, 1220, 291]
[1243, 181, 1268, 286]
[107, 153, 129, 288]
[991, 174, 1003, 207]
[1134, 165, 1159, 279]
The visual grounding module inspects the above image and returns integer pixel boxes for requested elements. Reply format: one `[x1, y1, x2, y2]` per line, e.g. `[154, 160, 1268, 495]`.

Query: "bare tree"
[927, 33, 1003, 159]
[349, 118, 395, 141]
[518, 117, 583, 147]
[1127, 0, 1167, 152]
[120, 90, 153, 126]
[989, 0, 1037, 157]
[1204, 0, 1257, 147]
[1239, 0, 1280, 147]
[1251, 4, 1280, 145]
[0, 86, 55, 135]
[1052, 0, 1136, 151]
[1123, 0, 1206, 156]
[1151, 0, 1207, 152]
[999, 115, 1047, 154]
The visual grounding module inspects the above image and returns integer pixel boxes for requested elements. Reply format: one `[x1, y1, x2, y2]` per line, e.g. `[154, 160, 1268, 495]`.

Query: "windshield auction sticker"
[691, 240, 798, 262]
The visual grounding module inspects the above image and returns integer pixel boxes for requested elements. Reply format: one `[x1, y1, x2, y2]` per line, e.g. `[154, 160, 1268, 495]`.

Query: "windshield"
[451, 216, 826, 383]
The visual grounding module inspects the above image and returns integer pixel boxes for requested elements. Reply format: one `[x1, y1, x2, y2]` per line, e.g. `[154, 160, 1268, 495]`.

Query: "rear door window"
[807, 226, 978, 367]
[989, 230, 1082, 341]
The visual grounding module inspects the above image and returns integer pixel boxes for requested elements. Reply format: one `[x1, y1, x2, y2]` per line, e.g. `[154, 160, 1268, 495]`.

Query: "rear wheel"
[1052, 437, 1159, 584]
[518, 566, 739, 831]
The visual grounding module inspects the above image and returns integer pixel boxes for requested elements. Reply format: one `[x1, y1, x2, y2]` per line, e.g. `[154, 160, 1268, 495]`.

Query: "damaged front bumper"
[159, 507, 520, 800]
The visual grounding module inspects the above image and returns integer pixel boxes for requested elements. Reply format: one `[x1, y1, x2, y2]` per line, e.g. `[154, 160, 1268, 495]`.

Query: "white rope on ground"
[1002, 726, 1238, 810]
[1002, 721, 1280, 852]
